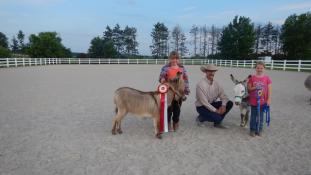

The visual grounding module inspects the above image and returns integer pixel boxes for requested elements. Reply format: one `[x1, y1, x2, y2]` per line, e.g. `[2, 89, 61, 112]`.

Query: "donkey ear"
[243, 75, 251, 83]
[230, 74, 238, 84]
[176, 71, 182, 79]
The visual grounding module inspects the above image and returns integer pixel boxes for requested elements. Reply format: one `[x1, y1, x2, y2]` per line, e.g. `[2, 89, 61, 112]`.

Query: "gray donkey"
[230, 74, 251, 127]
[305, 74, 311, 104]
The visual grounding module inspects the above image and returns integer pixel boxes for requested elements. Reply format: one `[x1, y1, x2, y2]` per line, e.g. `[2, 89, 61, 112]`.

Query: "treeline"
[0, 12, 310, 59]
[88, 24, 138, 58]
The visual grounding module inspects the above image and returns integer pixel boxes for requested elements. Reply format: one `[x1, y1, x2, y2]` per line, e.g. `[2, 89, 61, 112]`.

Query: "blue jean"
[250, 105, 264, 133]
[196, 101, 233, 125]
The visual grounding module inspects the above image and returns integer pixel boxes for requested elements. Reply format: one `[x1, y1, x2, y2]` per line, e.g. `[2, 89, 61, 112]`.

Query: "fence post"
[251, 60, 254, 68]
[6, 58, 9, 67]
[243, 60, 246, 67]
[230, 60, 232, 67]
[30, 58, 32, 66]
[283, 60, 286, 71]
[271, 60, 274, 70]
[298, 60, 301, 72]
[236, 60, 239, 67]
[23, 58, 25, 66]
[89, 58, 91, 64]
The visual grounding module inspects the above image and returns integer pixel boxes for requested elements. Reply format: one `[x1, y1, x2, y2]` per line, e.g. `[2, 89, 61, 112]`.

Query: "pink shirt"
[248, 75, 272, 106]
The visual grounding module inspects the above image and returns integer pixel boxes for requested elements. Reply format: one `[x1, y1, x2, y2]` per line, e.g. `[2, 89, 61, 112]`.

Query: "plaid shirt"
[158, 63, 190, 95]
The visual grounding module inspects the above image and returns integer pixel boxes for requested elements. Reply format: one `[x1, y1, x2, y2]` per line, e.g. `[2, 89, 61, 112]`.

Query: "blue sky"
[1, 0, 310, 55]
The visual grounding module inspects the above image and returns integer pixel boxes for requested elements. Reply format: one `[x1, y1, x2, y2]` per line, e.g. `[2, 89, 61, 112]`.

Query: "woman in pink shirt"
[248, 61, 272, 137]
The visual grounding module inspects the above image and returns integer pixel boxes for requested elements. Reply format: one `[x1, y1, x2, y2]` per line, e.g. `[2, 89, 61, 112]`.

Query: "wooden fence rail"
[1, 58, 311, 72]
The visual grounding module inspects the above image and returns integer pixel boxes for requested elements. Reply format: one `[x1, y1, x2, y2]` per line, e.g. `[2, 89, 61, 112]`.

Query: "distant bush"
[0, 46, 11, 58]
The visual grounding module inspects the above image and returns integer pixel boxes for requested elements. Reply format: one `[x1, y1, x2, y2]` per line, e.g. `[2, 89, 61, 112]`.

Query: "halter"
[234, 83, 248, 101]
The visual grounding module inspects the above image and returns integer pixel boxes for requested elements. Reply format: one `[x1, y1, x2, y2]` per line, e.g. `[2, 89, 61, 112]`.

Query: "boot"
[173, 122, 179, 131]
[168, 122, 173, 132]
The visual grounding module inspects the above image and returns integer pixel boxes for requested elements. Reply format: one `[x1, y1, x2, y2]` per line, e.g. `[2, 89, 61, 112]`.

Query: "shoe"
[250, 131, 256, 137]
[168, 123, 174, 132]
[173, 122, 179, 131]
[256, 132, 263, 137]
[196, 116, 204, 127]
[214, 123, 227, 129]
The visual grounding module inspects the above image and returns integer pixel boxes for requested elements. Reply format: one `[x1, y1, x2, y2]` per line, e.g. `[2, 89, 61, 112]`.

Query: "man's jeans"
[196, 101, 233, 124]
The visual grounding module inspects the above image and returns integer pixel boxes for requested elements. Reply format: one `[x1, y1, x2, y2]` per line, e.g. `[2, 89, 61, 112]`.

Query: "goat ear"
[230, 74, 238, 84]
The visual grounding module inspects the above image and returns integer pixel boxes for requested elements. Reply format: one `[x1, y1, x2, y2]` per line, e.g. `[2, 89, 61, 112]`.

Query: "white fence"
[1, 58, 311, 72]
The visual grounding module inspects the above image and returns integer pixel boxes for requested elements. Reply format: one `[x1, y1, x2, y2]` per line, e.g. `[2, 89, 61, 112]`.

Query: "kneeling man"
[195, 64, 233, 128]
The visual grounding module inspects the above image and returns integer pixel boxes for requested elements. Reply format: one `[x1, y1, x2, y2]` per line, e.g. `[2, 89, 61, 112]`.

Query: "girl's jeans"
[250, 105, 264, 133]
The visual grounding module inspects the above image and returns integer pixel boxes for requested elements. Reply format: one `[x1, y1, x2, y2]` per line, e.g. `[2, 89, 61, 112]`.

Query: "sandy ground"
[0, 65, 311, 175]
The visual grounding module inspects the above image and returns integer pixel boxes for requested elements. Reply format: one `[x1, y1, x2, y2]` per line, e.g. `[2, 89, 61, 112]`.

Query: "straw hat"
[200, 64, 218, 72]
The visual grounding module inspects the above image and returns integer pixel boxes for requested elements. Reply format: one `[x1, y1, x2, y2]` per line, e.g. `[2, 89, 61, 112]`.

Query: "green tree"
[11, 36, 19, 53]
[0, 32, 9, 49]
[123, 26, 138, 56]
[281, 12, 311, 59]
[218, 16, 255, 59]
[17, 30, 26, 53]
[103, 26, 113, 41]
[261, 22, 275, 54]
[0, 32, 11, 58]
[26, 32, 71, 58]
[171, 25, 188, 57]
[190, 25, 199, 56]
[254, 24, 262, 54]
[150, 22, 169, 58]
[112, 24, 124, 55]
[0, 46, 11, 58]
[88, 36, 117, 58]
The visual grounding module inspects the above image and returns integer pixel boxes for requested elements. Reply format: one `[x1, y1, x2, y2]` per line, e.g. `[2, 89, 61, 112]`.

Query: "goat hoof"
[156, 133, 162, 139]
[117, 129, 123, 134]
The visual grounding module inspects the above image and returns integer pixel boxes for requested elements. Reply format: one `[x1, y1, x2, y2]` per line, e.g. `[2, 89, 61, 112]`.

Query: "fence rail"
[1, 58, 311, 72]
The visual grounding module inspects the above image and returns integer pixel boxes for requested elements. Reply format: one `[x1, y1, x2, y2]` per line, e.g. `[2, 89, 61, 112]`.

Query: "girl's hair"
[169, 51, 179, 59]
[255, 61, 265, 68]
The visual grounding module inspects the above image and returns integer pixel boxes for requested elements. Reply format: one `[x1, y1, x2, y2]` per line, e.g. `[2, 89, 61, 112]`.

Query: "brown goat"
[112, 73, 185, 139]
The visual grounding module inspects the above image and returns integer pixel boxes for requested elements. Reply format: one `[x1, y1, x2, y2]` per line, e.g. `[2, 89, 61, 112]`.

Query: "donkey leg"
[153, 118, 162, 139]
[117, 114, 126, 134]
[246, 110, 250, 124]
[112, 108, 126, 135]
[240, 114, 246, 127]
[111, 117, 118, 135]
[116, 109, 127, 134]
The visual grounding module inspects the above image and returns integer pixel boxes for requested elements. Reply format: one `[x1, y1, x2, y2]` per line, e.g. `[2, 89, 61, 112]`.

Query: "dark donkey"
[112, 72, 185, 139]
[230, 74, 251, 127]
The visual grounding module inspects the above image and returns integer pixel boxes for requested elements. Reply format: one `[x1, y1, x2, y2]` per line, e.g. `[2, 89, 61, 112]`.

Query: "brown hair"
[169, 51, 179, 60]
[255, 61, 265, 68]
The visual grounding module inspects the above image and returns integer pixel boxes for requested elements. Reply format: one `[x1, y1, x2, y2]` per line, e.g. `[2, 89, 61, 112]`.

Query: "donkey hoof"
[156, 133, 162, 139]
[117, 129, 123, 134]
[112, 130, 117, 135]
